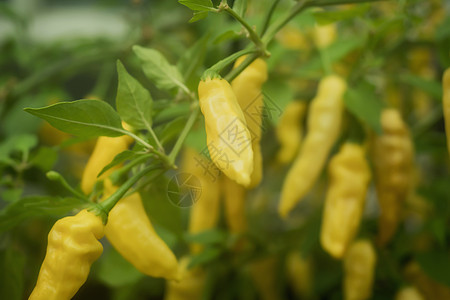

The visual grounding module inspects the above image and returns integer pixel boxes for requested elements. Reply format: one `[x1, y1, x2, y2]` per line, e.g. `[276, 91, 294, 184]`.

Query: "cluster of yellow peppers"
[28, 11, 450, 297]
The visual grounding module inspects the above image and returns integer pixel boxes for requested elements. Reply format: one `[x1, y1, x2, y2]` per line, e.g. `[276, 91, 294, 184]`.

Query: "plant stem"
[109, 153, 154, 185]
[260, 0, 282, 36]
[262, 0, 309, 45]
[100, 164, 161, 214]
[221, 4, 266, 52]
[46, 171, 88, 201]
[205, 48, 258, 79]
[148, 127, 165, 152]
[168, 105, 200, 164]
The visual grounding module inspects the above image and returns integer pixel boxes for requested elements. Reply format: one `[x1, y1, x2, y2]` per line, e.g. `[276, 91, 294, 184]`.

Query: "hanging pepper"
[320, 143, 371, 258]
[198, 77, 254, 187]
[343, 240, 376, 300]
[28, 209, 104, 300]
[312, 22, 337, 49]
[231, 56, 268, 188]
[222, 175, 247, 234]
[103, 180, 179, 280]
[285, 252, 313, 299]
[395, 286, 425, 300]
[279, 75, 347, 218]
[164, 257, 206, 300]
[276, 101, 307, 164]
[373, 109, 414, 246]
[443, 68, 450, 157]
[182, 147, 221, 254]
[248, 256, 282, 300]
[81, 132, 134, 195]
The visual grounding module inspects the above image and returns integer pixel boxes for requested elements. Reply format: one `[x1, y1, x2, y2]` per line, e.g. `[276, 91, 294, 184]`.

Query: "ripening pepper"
[320, 143, 371, 259]
[248, 256, 282, 300]
[276, 101, 307, 164]
[164, 257, 206, 300]
[442, 68, 450, 157]
[182, 147, 221, 254]
[373, 109, 414, 246]
[395, 286, 425, 300]
[343, 240, 376, 300]
[231, 56, 268, 188]
[28, 209, 104, 300]
[103, 180, 179, 280]
[276, 25, 311, 51]
[81, 133, 134, 195]
[285, 252, 313, 299]
[198, 77, 254, 187]
[222, 175, 247, 234]
[279, 75, 346, 218]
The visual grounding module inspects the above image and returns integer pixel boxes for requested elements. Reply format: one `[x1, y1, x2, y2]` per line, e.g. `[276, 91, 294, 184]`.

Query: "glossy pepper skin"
[276, 101, 307, 164]
[28, 209, 104, 300]
[231, 56, 268, 188]
[103, 181, 179, 280]
[442, 68, 450, 157]
[198, 78, 254, 187]
[395, 287, 425, 300]
[320, 143, 371, 258]
[182, 147, 221, 253]
[343, 240, 376, 300]
[164, 257, 206, 300]
[81, 134, 134, 194]
[222, 175, 247, 233]
[373, 109, 414, 246]
[279, 75, 346, 218]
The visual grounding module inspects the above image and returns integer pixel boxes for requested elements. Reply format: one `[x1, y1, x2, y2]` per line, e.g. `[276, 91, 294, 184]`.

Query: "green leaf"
[189, 11, 209, 23]
[400, 74, 443, 101]
[313, 4, 370, 25]
[30, 147, 58, 171]
[97, 247, 143, 287]
[141, 175, 183, 237]
[178, 0, 214, 11]
[185, 229, 228, 245]
[97, 150, 144, 177]
[0, 196, 85, 233]
[213, 30, 241, 45]
[344, 82, 383, 134]
[188, 247, 223, 269]
[417, 250, 450, 288]
[24, 100, 125, 138]
[233, 0, 247, 17]
[0, 134, 37, 165]
[158, 116, 188, 146]
[0, 248, 26, 300]
[133, 46, 187, 92]
[0, 189, 22, 203]
[116, 61, 153, 131]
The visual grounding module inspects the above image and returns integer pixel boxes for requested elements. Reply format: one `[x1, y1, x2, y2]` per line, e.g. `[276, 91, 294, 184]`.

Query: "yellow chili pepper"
[164, 257, 206, 300]
[285, 252, 313, 299]
[28, 209, 104, 300]
[373, 109, 414, 246]
[231, 56, 268, 188]
[222, 175, 247, 233]
[395, 286, 425, 300]
[443, 68, 450, 157]
[343, 240, 376, 300]
[81, 133, 134, 195]
[276, 25, 311, 51]
[276, 101, 307, 164]
[198, 77, 254, 187]
[103, 180, 179, 280]
[182, 147, 221, 254]
[279, 75, 346, 218]
[312, 22, 337, 49]
[320, 143, 371, 258]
